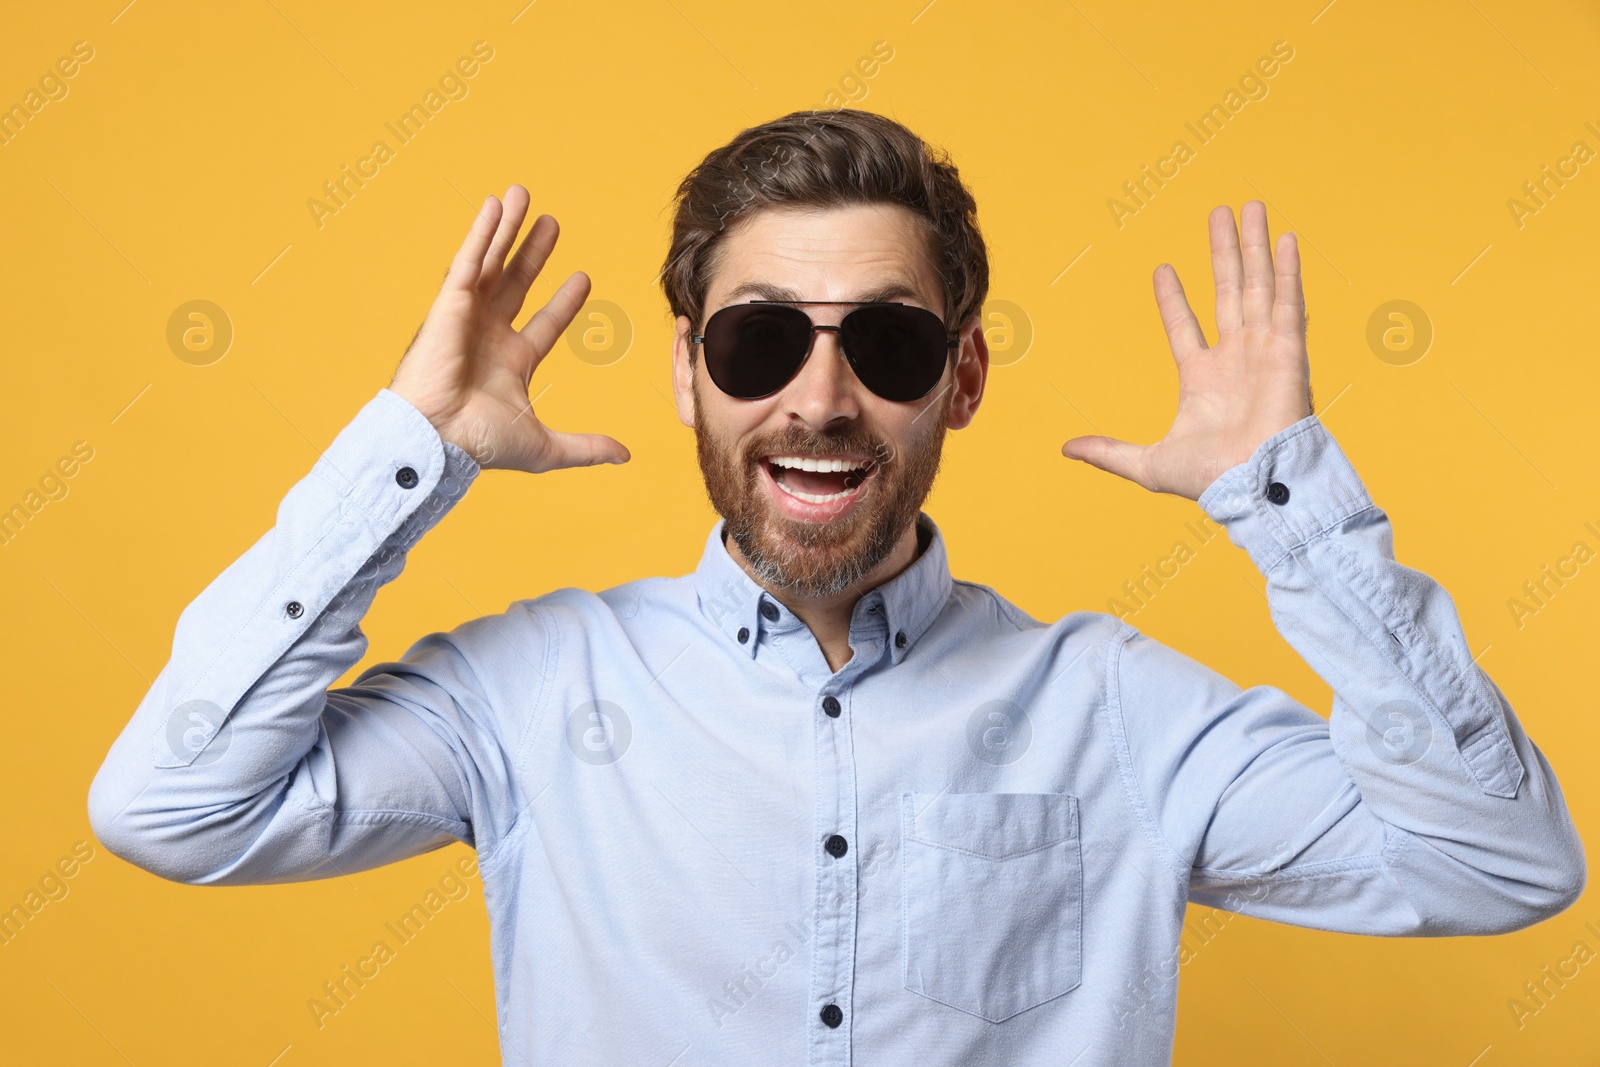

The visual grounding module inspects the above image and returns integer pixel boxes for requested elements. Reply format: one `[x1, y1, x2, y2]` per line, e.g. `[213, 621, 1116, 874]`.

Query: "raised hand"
[1061, 201, 1312, 501]
[388, 184, 630, 474]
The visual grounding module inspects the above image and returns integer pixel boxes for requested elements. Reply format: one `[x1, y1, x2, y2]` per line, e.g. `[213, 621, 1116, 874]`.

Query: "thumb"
[537, 429, 632, 472]
[1061, 435, 1151, 489]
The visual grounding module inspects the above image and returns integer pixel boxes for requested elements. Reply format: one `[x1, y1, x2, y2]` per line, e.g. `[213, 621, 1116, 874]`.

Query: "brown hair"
[660, 108, 989, 361]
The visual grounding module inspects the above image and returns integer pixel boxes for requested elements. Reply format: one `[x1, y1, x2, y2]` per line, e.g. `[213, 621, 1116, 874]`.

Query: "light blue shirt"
[89, 387, 1585, 1065]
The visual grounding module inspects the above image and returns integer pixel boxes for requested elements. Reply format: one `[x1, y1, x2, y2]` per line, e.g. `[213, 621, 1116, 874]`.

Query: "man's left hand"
[1062, 201, 1314, 501]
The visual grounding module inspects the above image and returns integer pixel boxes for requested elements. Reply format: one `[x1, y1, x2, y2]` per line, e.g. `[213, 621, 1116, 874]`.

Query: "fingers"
[1209, 205, 1244, 335]
[442, 185, 563, 324]
[1239, 201, 1274, 327]
[1271, 231, 1305, 338]
[1061, 435, 1151, 491]
[444, 195, 504, 292]
[493, 213, 561, 320]
[1153, 264, 1207, 360]
[479, 185, 532, 291]
[518, 270, 593, 359]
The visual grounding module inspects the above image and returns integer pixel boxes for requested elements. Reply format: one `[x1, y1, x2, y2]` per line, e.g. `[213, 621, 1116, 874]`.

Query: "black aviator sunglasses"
[690, 300, 959, 402]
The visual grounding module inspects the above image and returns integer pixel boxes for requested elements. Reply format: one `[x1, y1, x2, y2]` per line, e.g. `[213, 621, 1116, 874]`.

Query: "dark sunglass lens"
[840, 304, 949, 402]
[703, 304, 812, 399]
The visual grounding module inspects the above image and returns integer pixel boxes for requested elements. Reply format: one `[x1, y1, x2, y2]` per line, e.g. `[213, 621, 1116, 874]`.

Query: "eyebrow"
[717, 280, 928, 306]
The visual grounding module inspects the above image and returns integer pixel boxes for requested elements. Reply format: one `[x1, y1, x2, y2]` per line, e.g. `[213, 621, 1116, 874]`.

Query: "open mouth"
[755, 451, 881, 524]
[763, 453, 877, 505]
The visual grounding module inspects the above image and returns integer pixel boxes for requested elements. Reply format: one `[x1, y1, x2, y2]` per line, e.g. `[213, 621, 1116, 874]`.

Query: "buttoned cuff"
[1195, 415, 1375, 572]
[307, 388, 481, 554]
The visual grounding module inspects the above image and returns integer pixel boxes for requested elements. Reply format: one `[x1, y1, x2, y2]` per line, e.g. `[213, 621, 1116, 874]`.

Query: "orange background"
[2, 1, 1598, 1063]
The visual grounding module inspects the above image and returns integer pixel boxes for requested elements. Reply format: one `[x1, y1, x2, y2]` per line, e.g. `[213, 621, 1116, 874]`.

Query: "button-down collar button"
[760, 600, 779, 622]
[736, 626, 750, 643]
[824, 834, 848, 858]
[395, 466, 419, 489]
[820, 1003, 843, 1028]
[822, 695, 841, 718]
[894, 630, 907, 649]
[867, 604, 881, 614]
[1266, 481, 1290, 505]
[286, 601, 304, 619]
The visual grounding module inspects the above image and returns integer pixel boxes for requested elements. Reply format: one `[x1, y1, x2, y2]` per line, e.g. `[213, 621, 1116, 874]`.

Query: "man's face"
[672, 203, 986, 599]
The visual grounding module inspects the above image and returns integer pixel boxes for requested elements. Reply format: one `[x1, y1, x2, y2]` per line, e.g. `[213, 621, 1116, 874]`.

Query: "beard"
[693, 373, 951, 599]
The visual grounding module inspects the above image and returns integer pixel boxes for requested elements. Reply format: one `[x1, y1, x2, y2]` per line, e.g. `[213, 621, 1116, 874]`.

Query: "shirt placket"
[758, 599, 883, 1067]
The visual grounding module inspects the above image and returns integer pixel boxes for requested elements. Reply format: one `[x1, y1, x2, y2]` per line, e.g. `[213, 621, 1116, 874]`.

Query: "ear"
[946, 314, 988, 430]
[671, 315, 697, 429]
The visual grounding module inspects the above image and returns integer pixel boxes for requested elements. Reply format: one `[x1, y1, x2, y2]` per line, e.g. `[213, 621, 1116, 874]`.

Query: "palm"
[1063, 203, 1312, 500]
[389, 186, 630, 474]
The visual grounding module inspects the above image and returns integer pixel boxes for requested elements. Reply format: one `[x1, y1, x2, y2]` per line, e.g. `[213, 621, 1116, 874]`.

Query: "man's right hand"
[388, 184, 631, 473]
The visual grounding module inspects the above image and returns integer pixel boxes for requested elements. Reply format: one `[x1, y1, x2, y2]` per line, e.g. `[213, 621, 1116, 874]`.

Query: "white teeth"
[773, 478, 858, 505]
[768, 455, 866, 473]
[764, 454, 872, 507]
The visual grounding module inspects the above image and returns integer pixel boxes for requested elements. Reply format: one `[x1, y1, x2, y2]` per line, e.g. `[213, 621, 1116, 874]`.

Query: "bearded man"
[90, 109, 1584, 1066]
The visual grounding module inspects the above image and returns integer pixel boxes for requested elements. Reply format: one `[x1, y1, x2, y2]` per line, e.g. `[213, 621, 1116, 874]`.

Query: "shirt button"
[894, 630, 907, 649]
[737, 626, 750, 644]
[820, 1003, 843, 1028]
[395, 466, 419, 489]
[760, 601, 779, 622]
[286, 601, 304, 619]
[1266, 481, 1290, 505]
[822, 695, 841, 718]
[824, 834, 848, 858]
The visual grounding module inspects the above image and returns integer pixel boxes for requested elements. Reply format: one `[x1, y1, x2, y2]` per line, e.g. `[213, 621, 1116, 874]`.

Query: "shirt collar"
[692, 511, 953, 665]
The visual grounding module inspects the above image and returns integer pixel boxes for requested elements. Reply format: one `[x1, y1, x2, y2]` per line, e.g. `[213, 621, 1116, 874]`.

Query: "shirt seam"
[442, 629, 507, 854]
[1190, 852, 1389, 884]
[904, 835, 1074, 861]
[1104, 621, 1191, 884]
[476, 598, 560, 875]
[1263, 490, 1375, 570]
[613, 576, 674, 621]
[313, 805, 471, 836]
[959, 580, 1031, 633]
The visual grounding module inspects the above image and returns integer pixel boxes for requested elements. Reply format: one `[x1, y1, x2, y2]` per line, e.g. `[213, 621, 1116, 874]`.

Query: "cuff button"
[286, 601, 304, 619]
[396, 466, 419, 489]
[1266, 481, 1290, 505]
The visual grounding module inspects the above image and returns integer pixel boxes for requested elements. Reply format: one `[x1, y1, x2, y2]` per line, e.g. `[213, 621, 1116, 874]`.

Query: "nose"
[782, 326, 862, 428]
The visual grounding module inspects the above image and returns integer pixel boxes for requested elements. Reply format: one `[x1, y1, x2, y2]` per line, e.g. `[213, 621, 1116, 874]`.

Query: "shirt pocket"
[901, 791, 1083, 1023]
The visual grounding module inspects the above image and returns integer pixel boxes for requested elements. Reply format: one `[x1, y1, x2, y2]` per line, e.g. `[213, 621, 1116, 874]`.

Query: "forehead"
[704, 203, 944, 312]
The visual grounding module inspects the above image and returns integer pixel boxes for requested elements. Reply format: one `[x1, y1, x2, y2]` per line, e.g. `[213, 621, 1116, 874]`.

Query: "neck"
[724, 519, 925, 672]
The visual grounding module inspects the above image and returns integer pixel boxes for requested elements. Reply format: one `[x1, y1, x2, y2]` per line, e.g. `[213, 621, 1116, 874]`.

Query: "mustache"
[742, 432, 894, 468]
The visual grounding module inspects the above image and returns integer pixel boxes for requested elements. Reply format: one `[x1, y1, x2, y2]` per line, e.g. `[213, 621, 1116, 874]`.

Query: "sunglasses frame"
[690, 299, 960, 402]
